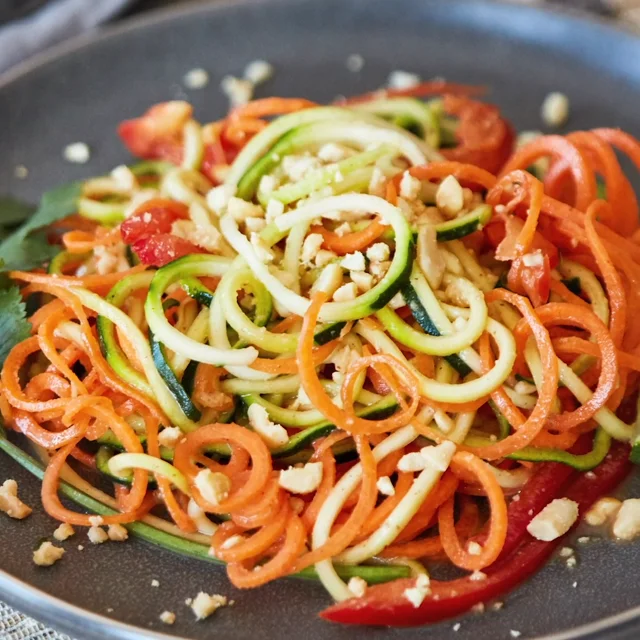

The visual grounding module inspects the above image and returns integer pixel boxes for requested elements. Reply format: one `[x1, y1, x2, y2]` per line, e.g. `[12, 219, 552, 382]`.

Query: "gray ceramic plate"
[2, 0, 640, 638]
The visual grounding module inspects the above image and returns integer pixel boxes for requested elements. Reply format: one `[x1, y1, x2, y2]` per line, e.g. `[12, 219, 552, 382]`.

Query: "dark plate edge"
[1, 0, 640, 638]
[0, 570, 181, 640]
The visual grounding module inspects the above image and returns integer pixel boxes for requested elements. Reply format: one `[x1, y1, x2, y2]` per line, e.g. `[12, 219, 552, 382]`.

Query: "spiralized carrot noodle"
[514, 302, 618, 431]
[409, 161, 497, 190]
[499, 135, 597, 211]
[461, 290, 558, 459]
[439, 451, 508, 571]
[5, 87, 640, 614]
[173, 424, 272, 514]
[63, 227, 121, 253]
[486, 169, 544, 258]
[583, 200, 627, 348]
[292, 435, 377, 572]
[439, 96, 515, 174]
[297, 292, 419, 434]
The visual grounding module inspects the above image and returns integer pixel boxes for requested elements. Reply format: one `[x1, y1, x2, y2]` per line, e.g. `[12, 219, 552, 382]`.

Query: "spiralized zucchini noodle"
[3, 82, 640, 624]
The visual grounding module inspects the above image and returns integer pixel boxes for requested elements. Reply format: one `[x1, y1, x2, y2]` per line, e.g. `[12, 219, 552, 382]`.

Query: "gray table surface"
[0, 0, 638, 638]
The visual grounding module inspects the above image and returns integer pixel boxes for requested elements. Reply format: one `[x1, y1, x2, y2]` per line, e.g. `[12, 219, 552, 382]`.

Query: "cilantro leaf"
[0, 196, 35, 227]
[0, 285, 32, 366]
[0, 181, 82, 272]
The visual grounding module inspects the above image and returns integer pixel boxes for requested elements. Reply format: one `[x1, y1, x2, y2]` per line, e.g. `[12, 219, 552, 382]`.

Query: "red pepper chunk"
[507, 253, 552, 308]
[321, 442, 630, 627]
[120, 198, 189, 245]
[132, 234, 206, 267]
[118, 101, 192, 164]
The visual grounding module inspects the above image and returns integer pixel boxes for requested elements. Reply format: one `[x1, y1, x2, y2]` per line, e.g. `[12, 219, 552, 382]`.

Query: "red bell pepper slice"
[120, 198, 189, 245]
[507, 253, 551, 308]
[118, 101, 192, 164]
[321, 442, 630, 627]
[132, 234, 206, 268]
[495, 461, 575, 561]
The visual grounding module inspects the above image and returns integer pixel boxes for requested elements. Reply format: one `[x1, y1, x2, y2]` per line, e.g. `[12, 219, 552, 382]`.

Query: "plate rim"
[1, 0, 640, 638]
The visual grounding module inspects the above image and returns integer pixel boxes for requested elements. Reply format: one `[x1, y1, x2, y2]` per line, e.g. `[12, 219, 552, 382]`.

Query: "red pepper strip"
[495, 461, 575, 561]
[461, 436, 589, 559]
[320, 442, 630, 627]
[132, 234, 206, 267]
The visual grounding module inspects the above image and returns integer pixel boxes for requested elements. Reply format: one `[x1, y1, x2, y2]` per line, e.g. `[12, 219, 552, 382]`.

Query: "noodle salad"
[1, 81, 640, 626]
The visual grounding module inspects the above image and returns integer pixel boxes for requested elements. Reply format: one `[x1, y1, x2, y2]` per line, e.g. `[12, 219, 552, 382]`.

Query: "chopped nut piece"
[403, 574, 431, 608]
[206, 184, 236, 215]
[53, 523, 75, 541]
[88, 526, 109, 545]
[0, 479, 32, 519]
[64, 142, 90, 164]
[527, 498, 579, 541]
[282, 154, 321, 182]
[33, 541, 65, 567]
[315, 249, 337, 268]
[318, 143, 350, 163]
[388, 70, 420, 90]
[279, 462, 323, 494]
[265, 198, 285, 223]
[398, 451, 427, 473]
[541, 91, 570, 128]
[366, 242, 390, 263]
[376, 476, 395, 496]
[184, 68, 209, 89]
[247, 404, 289, 448]
[399, 172, 422, 200]
[195, 469, 232, 506]
[467, 541, 482, 556]
[245, 216, 267, 233]
[158, 426, 183, 449]
[584, 496, 621, 526]
[388, 292, 406, 309]
[333, 282, 358, 302]
[244, 60, 274, 85]
[159, 611, 176, 625]
[350, 270, 374, 292]
[106, 524, 128, 542]
[227, 196, 263, 222]
[612, 498, 640, 541]
[522, 250, 544, 267]
[348, 576, 368, 598]
[334, 221, 352, 236]
[191, 592, 228, 620]
[341, 251, 366, 271]
[301, 233, 325, 265]
[435, 175, 464, 217]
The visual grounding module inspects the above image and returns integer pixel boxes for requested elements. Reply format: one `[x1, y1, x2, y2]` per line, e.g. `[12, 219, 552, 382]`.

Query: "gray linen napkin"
[0, 0, 135, 74]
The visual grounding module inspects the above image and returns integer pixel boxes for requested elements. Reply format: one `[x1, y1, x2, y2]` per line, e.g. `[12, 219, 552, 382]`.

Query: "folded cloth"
[0, 0, 135, 75]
